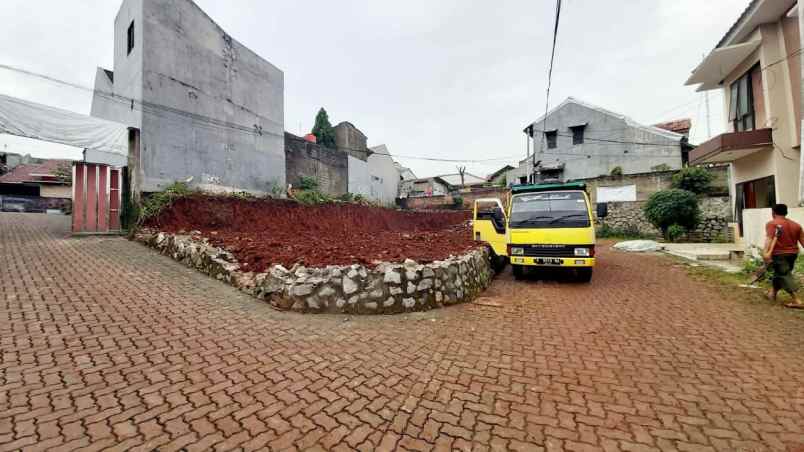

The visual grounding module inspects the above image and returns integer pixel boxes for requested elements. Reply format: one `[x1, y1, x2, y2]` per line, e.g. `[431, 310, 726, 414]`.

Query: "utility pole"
[704, 91, 711, 139]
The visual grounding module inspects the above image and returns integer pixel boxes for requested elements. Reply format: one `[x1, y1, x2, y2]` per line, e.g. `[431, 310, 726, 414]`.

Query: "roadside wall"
[136, 230, 493, 315]
[284, 132, 347, 196]
[599, 196, 733, 242]
[399, 187, 509, 210]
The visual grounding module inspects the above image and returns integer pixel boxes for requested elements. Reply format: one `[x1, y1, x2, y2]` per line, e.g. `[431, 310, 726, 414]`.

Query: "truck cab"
[473, 182, 597, 282]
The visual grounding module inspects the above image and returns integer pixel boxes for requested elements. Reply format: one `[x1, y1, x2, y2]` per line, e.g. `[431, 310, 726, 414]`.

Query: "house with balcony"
[685, 0, 802, 241]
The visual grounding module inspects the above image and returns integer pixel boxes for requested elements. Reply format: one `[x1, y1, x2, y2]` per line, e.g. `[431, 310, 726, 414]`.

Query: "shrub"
[643, 189, 700, 236]
[298, 176, 319, 191]
[452, 195, 465, 209]
[671, 166, 713, 194]
[610, 166, 623, 177]
[138, 181, 193, 223]
[294, 190, 333, 205]
[666, 224, 686, 242]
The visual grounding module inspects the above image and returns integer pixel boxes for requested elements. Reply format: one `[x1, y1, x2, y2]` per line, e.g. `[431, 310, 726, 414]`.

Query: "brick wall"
[399, 187, 510, 210]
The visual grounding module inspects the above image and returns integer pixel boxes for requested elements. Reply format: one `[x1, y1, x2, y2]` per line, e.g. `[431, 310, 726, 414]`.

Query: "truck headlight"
[574, 247, 590, 257]
[510, 247, 524, 255]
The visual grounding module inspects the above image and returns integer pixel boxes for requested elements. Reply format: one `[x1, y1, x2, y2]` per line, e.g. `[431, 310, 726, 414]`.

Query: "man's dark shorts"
[772, 254, 799, 294]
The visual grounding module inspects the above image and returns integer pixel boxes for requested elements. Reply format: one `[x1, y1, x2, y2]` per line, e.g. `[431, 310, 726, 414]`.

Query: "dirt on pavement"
[144, 195, 476, 271]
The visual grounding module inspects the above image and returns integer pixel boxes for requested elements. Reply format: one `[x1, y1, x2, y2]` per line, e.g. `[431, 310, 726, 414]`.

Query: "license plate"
[536, 258, 562, 265]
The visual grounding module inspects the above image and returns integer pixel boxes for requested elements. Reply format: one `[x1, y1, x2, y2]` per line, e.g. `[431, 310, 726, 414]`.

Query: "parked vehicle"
[472, 182, 600, 282]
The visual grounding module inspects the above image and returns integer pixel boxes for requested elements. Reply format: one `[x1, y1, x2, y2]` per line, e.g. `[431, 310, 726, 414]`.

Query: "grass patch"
[662, 253, 804, 318]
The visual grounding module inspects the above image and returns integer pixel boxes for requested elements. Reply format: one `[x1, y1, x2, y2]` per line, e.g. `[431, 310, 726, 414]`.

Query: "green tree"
[671, 166, 714, 194]
[643, 189, 700, 237]
[312, 108, 336, 149]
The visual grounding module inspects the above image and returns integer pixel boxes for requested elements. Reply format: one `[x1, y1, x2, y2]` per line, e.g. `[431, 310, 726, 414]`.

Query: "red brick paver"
[2, 212, 804, 451]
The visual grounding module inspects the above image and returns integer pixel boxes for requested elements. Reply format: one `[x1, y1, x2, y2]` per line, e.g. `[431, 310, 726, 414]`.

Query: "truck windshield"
[509, 191, 590, 228]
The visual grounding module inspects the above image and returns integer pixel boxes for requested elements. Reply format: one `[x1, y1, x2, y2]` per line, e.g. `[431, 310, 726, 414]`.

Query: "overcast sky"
[0, 0, 743, 177]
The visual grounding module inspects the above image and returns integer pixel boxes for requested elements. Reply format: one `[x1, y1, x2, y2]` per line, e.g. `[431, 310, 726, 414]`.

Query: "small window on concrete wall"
[570, 124, 586, 145]
[127, 21, 135, 55]
[544, 130, 557, 149]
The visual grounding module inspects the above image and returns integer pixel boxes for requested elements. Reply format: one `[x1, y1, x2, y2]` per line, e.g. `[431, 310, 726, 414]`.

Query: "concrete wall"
[520, 100, 683, 182]
[335, 122, 369, 161]
[97, 0, 285, 195]
[743, 207, 804, 253]
[284, 132, 347, 196]
[87, 68, 129, 167]
[367, 145, 400, 206]
[347, 155, 371, 197]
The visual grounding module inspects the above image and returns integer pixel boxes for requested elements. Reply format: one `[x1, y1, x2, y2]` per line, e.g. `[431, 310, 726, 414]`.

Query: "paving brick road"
[2, 212, 804, 452]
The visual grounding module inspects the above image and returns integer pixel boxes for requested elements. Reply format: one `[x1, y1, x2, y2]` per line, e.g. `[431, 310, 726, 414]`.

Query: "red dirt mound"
[145, 195, 476, 271]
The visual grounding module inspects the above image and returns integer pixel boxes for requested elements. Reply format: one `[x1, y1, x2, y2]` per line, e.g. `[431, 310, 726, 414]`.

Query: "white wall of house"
[742, 207, 804, 253]
[367, 146, 400, 206]
[347, 155, 371, 197]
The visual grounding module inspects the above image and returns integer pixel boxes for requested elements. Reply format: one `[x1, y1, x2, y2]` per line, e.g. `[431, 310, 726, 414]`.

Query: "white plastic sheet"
[0, 94, 128, 158]
[613, 240, 662, 252]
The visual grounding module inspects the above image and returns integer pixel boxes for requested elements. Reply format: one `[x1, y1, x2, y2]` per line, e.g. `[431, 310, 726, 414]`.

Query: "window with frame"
[570, 125, 585, 145]
[127, 21, 135, 55]
[544, 130, 557, 149]
[728, 67, 755, 132]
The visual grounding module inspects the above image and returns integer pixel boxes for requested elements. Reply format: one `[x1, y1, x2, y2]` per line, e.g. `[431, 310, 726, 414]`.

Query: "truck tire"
[577, 268, 593, 283]
[491, 255, 508, 274]
[512, 264, 525, 280]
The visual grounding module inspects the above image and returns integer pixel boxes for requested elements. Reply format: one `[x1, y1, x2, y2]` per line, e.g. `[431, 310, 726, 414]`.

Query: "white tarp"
[596, 185, 637, 203]
[0, 94, 128, 158]
[613, 240, 662, 252]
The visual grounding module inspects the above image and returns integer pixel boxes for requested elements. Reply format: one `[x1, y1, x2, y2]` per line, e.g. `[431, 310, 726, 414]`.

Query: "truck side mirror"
[596, 202, 608, 219]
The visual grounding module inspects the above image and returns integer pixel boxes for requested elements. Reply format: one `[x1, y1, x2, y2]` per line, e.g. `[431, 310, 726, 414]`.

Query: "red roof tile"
[0, 159, 73, 184]
[653, 118, 692, 135]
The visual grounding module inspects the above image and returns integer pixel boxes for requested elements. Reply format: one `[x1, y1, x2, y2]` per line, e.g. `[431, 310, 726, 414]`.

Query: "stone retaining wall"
[134, 230, 493, 314]
[598, 196, 732, 242]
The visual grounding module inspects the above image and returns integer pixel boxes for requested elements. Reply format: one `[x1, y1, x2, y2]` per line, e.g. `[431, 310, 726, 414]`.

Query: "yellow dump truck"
[473, 182, 598, 282]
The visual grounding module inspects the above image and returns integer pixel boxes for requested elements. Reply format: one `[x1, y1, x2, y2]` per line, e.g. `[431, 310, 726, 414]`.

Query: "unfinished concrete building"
[90, 0, 285, 195]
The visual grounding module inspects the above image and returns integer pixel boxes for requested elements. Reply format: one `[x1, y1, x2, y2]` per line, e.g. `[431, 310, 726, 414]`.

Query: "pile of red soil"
[144, 195, 475, 271]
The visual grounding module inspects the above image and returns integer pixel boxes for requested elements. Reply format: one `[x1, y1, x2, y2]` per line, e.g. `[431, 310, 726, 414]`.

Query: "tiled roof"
[653, 118, 692, 135]
[0, 159, 73, 183]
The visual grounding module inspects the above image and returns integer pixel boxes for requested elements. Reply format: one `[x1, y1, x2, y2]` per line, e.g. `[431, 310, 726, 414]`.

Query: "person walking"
[763, 204, 804, 307]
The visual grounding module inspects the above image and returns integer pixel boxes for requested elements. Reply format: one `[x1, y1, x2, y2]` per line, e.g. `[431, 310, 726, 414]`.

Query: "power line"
[0, 63, 283, 139]
[0, 62, 687, 166]
[533, 0, 563, 180]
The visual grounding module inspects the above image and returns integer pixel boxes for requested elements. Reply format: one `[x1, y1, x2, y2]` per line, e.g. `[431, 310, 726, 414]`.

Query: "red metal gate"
[72, 162, 122, 234]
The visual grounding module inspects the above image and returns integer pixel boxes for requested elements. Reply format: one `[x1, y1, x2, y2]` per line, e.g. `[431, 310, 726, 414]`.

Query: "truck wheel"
[512, 264, 525, 280]
[577, 268, 593, 283]
[492, 255, 508, 274]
